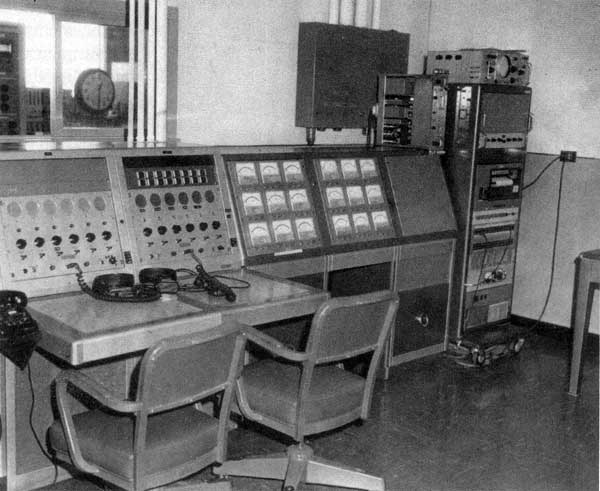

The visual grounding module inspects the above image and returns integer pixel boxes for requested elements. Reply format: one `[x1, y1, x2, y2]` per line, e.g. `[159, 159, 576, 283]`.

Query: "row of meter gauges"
[225, 154, 397, 263]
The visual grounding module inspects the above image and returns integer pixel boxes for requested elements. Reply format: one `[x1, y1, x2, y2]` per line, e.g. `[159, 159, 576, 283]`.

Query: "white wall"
[174, 0, 427, 146]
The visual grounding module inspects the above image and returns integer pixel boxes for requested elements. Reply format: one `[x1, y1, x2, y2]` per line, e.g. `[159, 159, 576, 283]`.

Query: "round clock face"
[74, 69, 115, 114]
[495, 55, 511, 78]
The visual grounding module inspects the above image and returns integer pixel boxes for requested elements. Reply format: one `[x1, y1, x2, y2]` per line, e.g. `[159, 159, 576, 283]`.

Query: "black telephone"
[0, 290, 41, 369]
[67, 263, 161, 302]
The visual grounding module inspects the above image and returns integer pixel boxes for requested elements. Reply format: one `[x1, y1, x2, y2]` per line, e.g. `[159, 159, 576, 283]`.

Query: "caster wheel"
[475, 352, 486, 366]
[514, 338, 525, 353]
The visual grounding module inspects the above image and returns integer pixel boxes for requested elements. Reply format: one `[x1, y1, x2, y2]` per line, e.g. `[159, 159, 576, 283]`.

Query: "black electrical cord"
[526, 159, 567, 332]
[175, 267, 250, 294]
[27, 363, 59, 485]
[522, 156, 560, 191]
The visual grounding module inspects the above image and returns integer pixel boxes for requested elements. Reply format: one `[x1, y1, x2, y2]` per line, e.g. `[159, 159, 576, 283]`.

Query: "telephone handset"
[67, 263, 161, 302]
[0, 290, 41, 369]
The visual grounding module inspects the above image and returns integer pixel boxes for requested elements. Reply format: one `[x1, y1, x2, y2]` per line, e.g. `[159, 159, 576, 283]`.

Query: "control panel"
[0, 157, 126, 294]
[312, 156, 396, 246]
[226, 155, 323, 263]
[376, 74, 447, 150]
[427, 48, 530, 86]
[0, 24, 24, 135]
[122, 154, 235, 270]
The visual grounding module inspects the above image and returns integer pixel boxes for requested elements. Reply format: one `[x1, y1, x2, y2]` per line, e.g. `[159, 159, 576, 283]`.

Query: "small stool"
[568, 249, 600, 396]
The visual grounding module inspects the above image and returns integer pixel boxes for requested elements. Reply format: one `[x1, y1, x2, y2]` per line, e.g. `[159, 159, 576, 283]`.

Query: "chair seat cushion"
[48, 405, 218, 480]
[239, 359, 365, 428]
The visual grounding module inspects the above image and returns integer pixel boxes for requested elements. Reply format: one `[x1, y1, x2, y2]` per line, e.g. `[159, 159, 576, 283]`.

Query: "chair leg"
[215, 444, 384, 491]
[304, 454, 385, 491]
[214, 453, 288, 481]
[283, 444, 312, 491]
[155, 481, 232, 490]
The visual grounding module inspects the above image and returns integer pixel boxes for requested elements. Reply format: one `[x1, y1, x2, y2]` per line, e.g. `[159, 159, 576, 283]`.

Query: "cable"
[27, 363, 58, 485]
[460, 231, 489, 334]
[212, 274, 251, 290]
[522, 156, 560, 191]
[526, 159, 567, 332]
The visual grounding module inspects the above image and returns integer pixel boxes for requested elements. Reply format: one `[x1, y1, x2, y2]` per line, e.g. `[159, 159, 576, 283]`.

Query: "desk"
[568, 249, 600, 396]
[29, 269, 327, 366]
[7, 269, 328, 491]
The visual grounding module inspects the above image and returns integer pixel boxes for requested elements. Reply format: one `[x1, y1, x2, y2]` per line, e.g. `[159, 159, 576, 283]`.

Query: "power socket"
[559, 150, 577, 162]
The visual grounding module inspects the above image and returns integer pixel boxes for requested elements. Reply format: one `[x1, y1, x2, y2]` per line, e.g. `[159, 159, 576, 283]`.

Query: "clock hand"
[97, 81, 103, 109]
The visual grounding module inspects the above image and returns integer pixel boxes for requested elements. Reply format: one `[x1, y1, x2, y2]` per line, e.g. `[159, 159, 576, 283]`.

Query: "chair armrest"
[54, 370, 143, 475]
[56, 370, 142, 414]
[244, 326, 308, 362]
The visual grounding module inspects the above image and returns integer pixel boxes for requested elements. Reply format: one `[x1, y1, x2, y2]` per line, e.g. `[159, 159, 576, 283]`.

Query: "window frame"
[0, 0, 178, 142]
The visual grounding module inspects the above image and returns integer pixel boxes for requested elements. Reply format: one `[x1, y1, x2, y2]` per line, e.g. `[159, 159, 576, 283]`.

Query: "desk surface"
[29, 294, 221, 366]
[177, 268, 328, 326]
[29, 269, 327, 366]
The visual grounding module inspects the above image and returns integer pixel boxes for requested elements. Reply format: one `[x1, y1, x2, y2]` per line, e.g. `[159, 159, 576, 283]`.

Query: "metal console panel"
[0, 154, 130, 297]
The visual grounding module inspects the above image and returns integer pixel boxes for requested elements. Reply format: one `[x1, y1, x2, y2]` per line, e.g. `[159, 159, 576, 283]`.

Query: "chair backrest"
[305, 290, 399, 365]
[136, 322, 245, 413]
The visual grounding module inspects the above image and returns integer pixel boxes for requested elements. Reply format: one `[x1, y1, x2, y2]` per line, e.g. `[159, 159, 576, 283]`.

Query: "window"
[0, 1, 177, 140]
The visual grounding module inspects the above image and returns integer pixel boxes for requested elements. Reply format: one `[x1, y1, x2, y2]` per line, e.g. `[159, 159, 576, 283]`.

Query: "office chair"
[216, 290, 399, 491]
[47, 322, 246, 491]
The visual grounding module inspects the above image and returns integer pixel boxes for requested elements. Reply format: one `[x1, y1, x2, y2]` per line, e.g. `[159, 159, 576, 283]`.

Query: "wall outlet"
[559, 150, 577, 162]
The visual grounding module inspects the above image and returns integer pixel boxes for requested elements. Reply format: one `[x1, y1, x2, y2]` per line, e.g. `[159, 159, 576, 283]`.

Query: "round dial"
[74, 69, 115, 114]
[495, 55, 511, 78]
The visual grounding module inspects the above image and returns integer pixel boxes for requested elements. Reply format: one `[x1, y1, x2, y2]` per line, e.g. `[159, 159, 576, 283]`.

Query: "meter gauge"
[352, 212, 371, 233]
[288, 189, 310, 211]
[371, 210, 391, 230]
[326, 187, 346, 208]
[248, 222, 271, 246]
[265, 190, 288, 213]
[320, 160, 339, 180]
[359, 158, 378, 178]
[283, 160, 304, 182]
[495, 54, 511, 78]
[235, 162, 258, 185]
[332, 214, 352, 236]
[259, 162, 281, 183]
[341, 159, 359, 179]
[295, 217, 317, 240]
[242, 192, 264, 216]
[365, 184, 384, 205]
[346, 186, 365, 206]
[272, 219, 294, 243]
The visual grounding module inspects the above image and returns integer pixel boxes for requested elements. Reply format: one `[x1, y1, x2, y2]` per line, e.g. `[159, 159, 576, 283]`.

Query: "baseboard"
[511, 315, 599, 353]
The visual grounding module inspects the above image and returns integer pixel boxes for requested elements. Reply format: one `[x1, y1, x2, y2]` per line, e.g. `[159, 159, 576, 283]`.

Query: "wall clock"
[74, 68, 115, 114]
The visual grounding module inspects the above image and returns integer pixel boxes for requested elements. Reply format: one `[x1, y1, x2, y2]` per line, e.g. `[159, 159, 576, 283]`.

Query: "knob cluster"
[134, 189, 216, 209]
[140, 221, 221, 237]
[15, 230, 114, 249]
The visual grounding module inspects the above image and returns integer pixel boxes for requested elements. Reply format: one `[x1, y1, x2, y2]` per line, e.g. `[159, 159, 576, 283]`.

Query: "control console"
[0, 157, 125, 295]
[122, 154, 236, 271]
